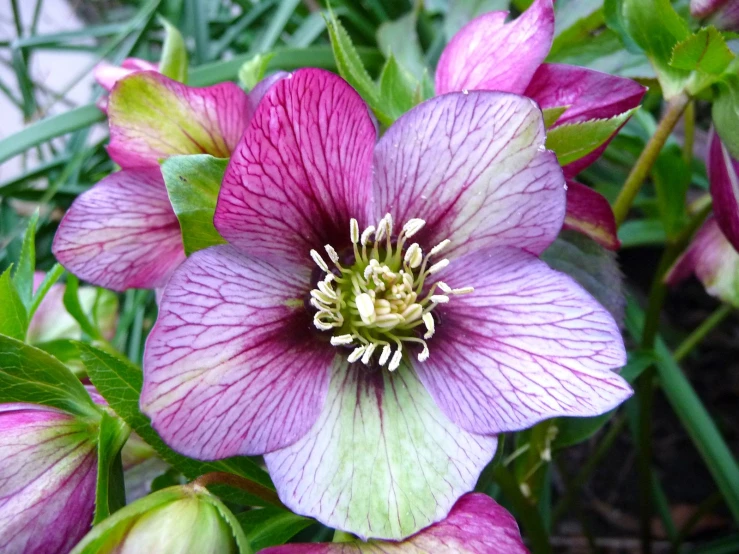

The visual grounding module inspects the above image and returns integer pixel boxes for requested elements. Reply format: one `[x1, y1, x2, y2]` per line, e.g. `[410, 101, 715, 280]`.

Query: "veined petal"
[248, 71, 289, 114]
[563, 181, 620, 250]
[52, 169, 185, 291]
[0, 405, 97, 554]
[215, 68, 376, 263]
[374, 91, 565, 258]
[260, 494, 528, 554]
[94, 58, 158, 91]
[414, 247, 630, 436]
[708, 128, 739, 251]
[107, 72, 251, 169]
[435, 0, 554, 95]
[264, 363, 496, 541]
[666, 217, 739, 307]
[691, 0, 728, 18]
[141, 245, 333, 459]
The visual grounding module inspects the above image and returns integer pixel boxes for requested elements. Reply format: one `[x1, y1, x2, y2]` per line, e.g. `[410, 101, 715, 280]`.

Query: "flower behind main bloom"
[141, 68, 631, 541]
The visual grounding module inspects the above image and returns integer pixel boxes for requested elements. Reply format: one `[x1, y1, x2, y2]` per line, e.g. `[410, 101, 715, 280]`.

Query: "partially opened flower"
[53, 71, 283, 291]
[93, 58, 160, 111]
[0, 404, 97, 554]
[260, 494, 528, 554]
[691, 0, 739, 30]
[141, 69, 630, 540]
[435, 0, 646, 249]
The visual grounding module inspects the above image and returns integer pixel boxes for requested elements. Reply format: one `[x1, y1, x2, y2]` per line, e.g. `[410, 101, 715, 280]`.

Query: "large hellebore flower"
[260, 494, 528, 554]
[436, 0, 646, 249]
[52, 71, 282, 291]
[142, 69, 630, 540]
[691, 0, 739, 30]
[0, 404, 97, 554]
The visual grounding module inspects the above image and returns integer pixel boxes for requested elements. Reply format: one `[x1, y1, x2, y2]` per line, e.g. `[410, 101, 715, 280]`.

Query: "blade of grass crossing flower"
[28, 263, 64, 321]
[63, 275, 103, 341]
[254, 0, 302, 53]
[11, 210, 38, 309]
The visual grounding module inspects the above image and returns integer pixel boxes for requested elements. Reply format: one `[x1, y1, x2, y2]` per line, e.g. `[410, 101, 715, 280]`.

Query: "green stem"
[682, 101, 695, 167]
[673, 304, 733, 362]
[613, 92, 690, 227]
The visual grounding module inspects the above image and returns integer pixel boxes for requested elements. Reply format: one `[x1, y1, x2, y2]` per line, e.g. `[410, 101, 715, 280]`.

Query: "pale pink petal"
[141, 245, 333, 459]
[52, 169, 185, 291]
[260, 494, 528, 554]
[435, 0, 554, 95]
[373, 91, 565, 258]
[708, 128, 739, 251]
[264, 363, 496, 541]
[215, 68, 376, 263]
[414, 247, 630, 435]
[107, 72, 251, 169]
[248, 71, 289, 114]
[563, 181, 620, 250]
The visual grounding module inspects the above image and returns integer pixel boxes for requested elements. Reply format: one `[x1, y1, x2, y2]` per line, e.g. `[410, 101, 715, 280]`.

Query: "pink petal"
[373, 91, 565, 258]
[264, 363, 496, 541]
[248, 71, 289, 114]
[563, 181, 620, 250]
[691, 0, 728, 18]
[215, 68, 376, 263]
[435, 0, 554, 95]
[260, 494, 529, 554]
[708, 128, 739, 252]
[141, 245, 333, 459]
[0, 405, 97, 554]
[414, 247, 630, 436]
[53, 169, 185, 291]
[107, 72, 252, 169]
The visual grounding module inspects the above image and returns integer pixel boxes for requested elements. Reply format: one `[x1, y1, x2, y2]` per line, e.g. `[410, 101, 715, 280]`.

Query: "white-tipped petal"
[423, 312, 435, 339]
[310, 249, 329, 272]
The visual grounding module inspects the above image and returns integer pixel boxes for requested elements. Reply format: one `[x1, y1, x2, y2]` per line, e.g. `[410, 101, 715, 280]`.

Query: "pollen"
[309, 214, 472, 371]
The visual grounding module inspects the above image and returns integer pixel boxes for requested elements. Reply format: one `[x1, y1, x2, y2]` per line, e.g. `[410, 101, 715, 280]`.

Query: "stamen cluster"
[309, 214, 472, 371]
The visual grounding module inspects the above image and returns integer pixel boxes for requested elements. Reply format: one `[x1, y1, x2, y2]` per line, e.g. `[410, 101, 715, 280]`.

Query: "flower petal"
[107, 72, 251, 168]
[708, 128, 739, 251]
[215, 68, 376, 263]
[414, 247, 630, 436]
[435, 0, 554, 95]
[141, 245, 333, 459]
[0, 405, 97, 554]
[264, 363, 496, 541]
[373, 91, 565, 258]
[260, 494, 528, 554]
[94, 58, 158, 91]
[52, 169, 185, 291]
[563, 181, 620, 250]
[691, 0, 729, 18]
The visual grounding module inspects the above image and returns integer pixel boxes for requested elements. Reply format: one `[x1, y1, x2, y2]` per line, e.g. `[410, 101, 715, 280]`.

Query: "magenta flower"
[93, 58, 160, 111]
[52, 71, 280, 291]
[691, 0, 739, 30]
[435, 0, 646, 249]
[141, 68, 630, 539]
[260, 494, 528, 554]
[0, 404, 97, 554]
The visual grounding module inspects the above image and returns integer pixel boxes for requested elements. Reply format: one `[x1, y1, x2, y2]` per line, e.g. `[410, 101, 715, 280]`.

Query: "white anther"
[437, 281, 452, 293]
[382, 213, 393, 237]
[388, 349, 402, 371]
[350, 219, 360, 244]
[360, 226, 376, 246]
[417, 343, 429, 362]
[430, 295, 450, 304]
[403, 243, 423, 268]
[324, 244, 339, 264]
[348, 345, 366, 363]
[430, 239, 450, 256]
[451, 286, 474, 295]
[422, 312, 435, 339]
[428, 259, 450, 275]
[310, 297, 331, 312]
[317, 281, 337, 299]
[400, 303, 423, 322]
[313, 320, 333, 331]
[402, 218, 426, 238]
[310, 290, 334, 305]
[375, 313, 404, 328]
[356, 293, 376, 325]
[324, 273, 335, 283]
[310, 249, 329, 272]
[379, 344, 392, 366]
[330, 334, 354, 346]
[361, 343, 376, 364]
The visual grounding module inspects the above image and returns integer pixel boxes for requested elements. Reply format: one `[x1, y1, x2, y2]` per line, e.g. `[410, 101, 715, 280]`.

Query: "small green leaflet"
[671, 26, 734, 75]
[237, 507, 313, 552]
[158, 16, 188, 83]
[12, 211, 38, 310]
[0, 269, 28, 341]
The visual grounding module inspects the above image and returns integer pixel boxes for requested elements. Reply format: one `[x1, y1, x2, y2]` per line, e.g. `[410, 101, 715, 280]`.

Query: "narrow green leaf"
[618, 219, 667, 248]
[236, 507, 313, 552]
[378, 55, 417, 122]
[255, 0, 301, 53]
[28, 264, 65, 322]
[238, 53, 274, 91]
[546, 108, 636, 166]
[377, 11, 426, 82]
[0, 334, 97, 417]
[94, 412, 131, 524]
[12, 210, 38, 309]
[161, 154, 228, 256]
[0, 269, 28, 341]
[652, 145, 689, 238]
[671, 26, 734, 75]
[63, 275, 103, 340]
[158, 16, 189, 83]
[542, 106, 569, 128]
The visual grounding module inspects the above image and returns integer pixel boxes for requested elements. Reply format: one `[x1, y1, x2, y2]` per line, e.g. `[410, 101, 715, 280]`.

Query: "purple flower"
[52, 71, 282, 291]
[141, 69, 630, 540]
[691, 0, 739, 30]
[0, 404, 97, 554]
[435, 0, 646, 249]
[93, 58, 160, 112]
[260, 493, 529, 554]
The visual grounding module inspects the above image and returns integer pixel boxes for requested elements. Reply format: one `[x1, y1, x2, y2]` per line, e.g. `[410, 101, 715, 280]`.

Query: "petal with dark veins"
[708, 128, 739, 251]
[563, 181, 620, 250]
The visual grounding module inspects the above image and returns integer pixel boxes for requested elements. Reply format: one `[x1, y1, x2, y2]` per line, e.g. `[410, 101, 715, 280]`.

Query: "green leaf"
[376, 12, 426, 82]
[712, 74, 739, 160]
[542, 106, 569, 128]
[12, 211, 38, 310]
[63, 275, 103, 340]
[76, 343, 276, 507]
[238, 53, 274, 91]
[671, 26, 734, 75]
[28, 264, 65, 322]
[199, 492, 253, 554]
[158, 16, 189, 83]
[546, 108, 637, 166]
[236, 507, 313, 552]
[618, 218, 667, 248]
[0, 334, 98, 418]
[161, 154, 228, 256]
[652, 145, 689, 238]
[0, 269, 28, 341]
[378, 55, 417, 122]
[94, 412, 131, 524]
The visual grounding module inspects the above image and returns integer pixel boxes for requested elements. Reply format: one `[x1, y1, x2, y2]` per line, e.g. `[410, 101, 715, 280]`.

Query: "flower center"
[309, 214, 472, 371]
